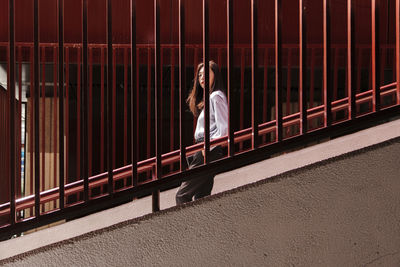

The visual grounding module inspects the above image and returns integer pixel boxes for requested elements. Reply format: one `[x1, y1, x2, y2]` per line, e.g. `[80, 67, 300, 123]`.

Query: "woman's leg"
[175, 151, 204, 204]
[176, 146, 223, 204]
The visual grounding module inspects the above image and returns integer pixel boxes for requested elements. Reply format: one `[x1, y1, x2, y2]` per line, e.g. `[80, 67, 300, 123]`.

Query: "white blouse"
[194, 90, 229, 142]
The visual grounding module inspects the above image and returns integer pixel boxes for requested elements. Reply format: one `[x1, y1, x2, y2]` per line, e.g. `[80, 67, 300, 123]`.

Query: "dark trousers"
[175, 146, 223, 205]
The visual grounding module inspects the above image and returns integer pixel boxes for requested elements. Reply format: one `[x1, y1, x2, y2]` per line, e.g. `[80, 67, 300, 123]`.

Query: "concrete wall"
[2, 138, 400, 266]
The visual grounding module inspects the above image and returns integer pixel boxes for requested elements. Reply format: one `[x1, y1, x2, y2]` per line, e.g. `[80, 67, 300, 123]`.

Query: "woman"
[176, 61, 228, 205]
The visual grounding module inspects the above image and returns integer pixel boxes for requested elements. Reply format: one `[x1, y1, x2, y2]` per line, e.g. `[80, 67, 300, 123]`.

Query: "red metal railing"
[1, 0, 400, 239]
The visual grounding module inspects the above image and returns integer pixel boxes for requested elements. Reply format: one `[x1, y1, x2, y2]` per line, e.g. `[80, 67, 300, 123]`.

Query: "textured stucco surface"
[2, 138, 400, 266]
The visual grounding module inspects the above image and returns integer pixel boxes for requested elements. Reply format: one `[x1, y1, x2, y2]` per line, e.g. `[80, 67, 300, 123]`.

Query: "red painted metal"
[147, 48, 151, 159]
[53, 46, 57, 205]
[227, 0, 234, 157]
[88, 48, 93, 176]
[124, 48, 128, 166]
[41, 47, 46, 211]
[203, 0, 210, 164]
[193, 47, 199, 144]
[112, 48, 116, 169]
[18, 46, 22, 199]
[1, 0, 400, 236]
[131, 0, 138, 186]
[397, 0, 400, 104]
[170, 48, 175, 154]
[275, 0, 283, 141]
[323, 0, 332, 127]
[154, 0, 161, 211]
[299, 0, 307, 134]
[100, 48, 104, 172]
[82, 0, 89, 202]
[179, 0, 187, 171]
[58, 0, 65, 209]
[65, 47, 69, 183]
[9, 0, 16, 224]
[251, 0, 259, 149]
[348, 0, 356, 119]
[33, 0, 40, 217]
[239, 47, 245, 150]
[372, 0, 380, 112]
[29, 47, 34, 204]
[76, 47, 81, 181]
[107, 0, 114, 194]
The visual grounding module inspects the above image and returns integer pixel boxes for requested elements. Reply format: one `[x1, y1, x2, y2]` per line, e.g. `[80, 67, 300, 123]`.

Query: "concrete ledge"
[1, 118, 400, 262]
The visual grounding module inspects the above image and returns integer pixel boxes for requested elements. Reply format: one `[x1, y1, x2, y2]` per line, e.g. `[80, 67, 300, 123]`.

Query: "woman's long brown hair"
[186, 60, 224, 116]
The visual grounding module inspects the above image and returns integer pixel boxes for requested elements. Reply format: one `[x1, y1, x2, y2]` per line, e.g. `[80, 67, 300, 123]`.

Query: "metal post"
[82, 0, 89, 202]
[275, 0, 283, 141]
[227, 0, 234, 156]
[34, 0, 40, 218]
[153, 0, 161, 212]
[372, 0, 381, 111]
[203, 0, 210, 163]
[9, 0, 16, 224]
[251, 0, 259, 149]
[299, 0, 307, 134]
[323, 0, 332, 126]
[107, 0, 114, 194]
[131, 0, 138, 187]
[348, 0, 356, 119]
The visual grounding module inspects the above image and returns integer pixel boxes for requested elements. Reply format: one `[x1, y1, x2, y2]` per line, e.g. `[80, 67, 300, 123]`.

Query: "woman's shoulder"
[210, 90, 227, 101]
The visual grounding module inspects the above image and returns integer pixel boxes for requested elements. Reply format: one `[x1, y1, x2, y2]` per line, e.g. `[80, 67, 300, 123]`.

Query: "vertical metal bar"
[76, 47, 81, 181]
[82, 0, 89, 202]
[58, 0, 64, 209]
[147, 48, 151, 160]
[193, 48, 199, 143]
[34, 0, 40, 217]
[124, 48, 128, 166]
[65, 48, 69, 183]
[30, 47, 34, 206]
[240, 48, 245, 149]
[396, 0, 400, 104]
[88, 48, 93, 176]
[112, 49, 116, 169]
[18, 46, 22, 199]
[9, 0, 16, 224]
[348, 0, 356, 119]
[107, 0, 114, 194]
[41, 47, 45, 210]
[372, 0, 381, 111]
[203, 0, 210, 163]
[52, 47, 57, 206]
[100, 48, 104, 171]
[170, 48, 175, 156]
[397, 0, 400, 104]
[299, 0, 307, 134]
[131, 0, 138, 186]
[227, 0, 234, 156]
[153, 0, 161, 212]
[275, 0, 283, 141]
[179, 0, 187, 171]
[323, 0, 332, 127]
[251, 0, 259, 149]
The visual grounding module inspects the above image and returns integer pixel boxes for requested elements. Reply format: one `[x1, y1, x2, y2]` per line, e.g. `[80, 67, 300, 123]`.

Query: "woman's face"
[198, 66, 215, 89]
